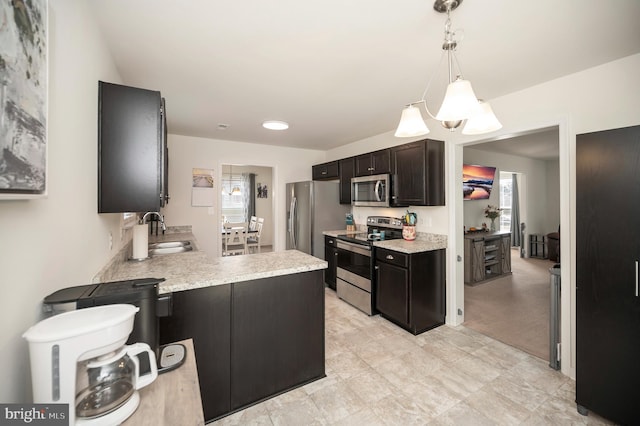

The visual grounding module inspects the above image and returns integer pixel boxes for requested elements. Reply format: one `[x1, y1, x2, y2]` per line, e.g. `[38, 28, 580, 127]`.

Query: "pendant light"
[223, 165, 242, 196]
[395, 0, 501, 137]
[229, 164, 241, 196]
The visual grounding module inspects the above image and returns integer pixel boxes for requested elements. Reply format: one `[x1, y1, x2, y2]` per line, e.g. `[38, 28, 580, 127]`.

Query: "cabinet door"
[391, 139, 444, 207]
[339, 157, 354, 204]
[471, 240, 485, 282]
[355, 149, 390, 176]
[312, 161, 339, 180]
[98, 81, 162, 213]
[158, 284, 231, 422]
[392, 141, 426, 206]
[576, 125, 640, 424]
[160, 98, 169, 207]
[371, 149, 391, 174]
[324, 237, 338, 290]
[376, 261, 409, 326]
[355, 153, 373, 176]
[231, 272, 325, 410]
[500, 235, 511, 273]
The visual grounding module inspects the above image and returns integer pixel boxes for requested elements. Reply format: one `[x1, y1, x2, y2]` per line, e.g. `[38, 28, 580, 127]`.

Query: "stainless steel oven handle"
[336, 240, 371, 257]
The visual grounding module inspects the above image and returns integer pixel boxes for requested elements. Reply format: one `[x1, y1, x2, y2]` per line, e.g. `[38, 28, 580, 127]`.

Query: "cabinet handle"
[636, 260, 638, 297]
[322, 171, 327, 175]
[386, 254, 394, 260]
[329, 239, 333, 244]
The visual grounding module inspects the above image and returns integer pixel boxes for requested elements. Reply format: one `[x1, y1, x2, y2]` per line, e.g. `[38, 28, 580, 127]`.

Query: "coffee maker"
[42, 278, 186, 374]
[23, 304, 158, 425]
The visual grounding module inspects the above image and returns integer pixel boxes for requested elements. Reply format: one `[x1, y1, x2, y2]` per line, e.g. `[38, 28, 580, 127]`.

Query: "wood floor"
[463, 249, 555, 361]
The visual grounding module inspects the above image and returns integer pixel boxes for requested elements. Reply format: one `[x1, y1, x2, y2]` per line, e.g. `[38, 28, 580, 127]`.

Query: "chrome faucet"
[140, 211, 167, 231]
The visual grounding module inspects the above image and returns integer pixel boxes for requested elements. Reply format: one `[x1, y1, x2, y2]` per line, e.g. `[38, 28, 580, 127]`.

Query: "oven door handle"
[337, 240, 371, 257]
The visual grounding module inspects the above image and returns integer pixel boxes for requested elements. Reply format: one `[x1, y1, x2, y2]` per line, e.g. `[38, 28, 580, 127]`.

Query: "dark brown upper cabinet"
[98, 81, 168, 213]
[355, 149, 391, 176]
[391, 139, 444, 207]
[338, 157, 355, 205]
[311, 161, 339, 181]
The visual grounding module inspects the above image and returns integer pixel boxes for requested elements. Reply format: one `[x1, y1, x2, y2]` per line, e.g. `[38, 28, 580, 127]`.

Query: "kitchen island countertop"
[103, 234, 327, 294]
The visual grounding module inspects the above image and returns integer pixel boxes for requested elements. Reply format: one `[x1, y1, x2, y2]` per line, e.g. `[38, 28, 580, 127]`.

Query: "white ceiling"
[87, 0, 640, 151]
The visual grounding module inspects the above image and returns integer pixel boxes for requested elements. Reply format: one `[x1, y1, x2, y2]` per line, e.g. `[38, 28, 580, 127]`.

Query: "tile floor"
[215, 289, 613, 425]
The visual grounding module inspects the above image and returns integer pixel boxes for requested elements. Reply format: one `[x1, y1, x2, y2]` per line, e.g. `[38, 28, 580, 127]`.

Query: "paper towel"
[132, 224, 149, 260]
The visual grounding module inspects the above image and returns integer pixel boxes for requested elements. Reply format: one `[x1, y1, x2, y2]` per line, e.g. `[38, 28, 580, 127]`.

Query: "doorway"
[461, 127, 560, 360]
[221, 164, 274, 253]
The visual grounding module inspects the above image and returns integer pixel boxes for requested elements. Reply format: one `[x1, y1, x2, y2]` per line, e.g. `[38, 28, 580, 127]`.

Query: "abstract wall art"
[0, 0, 48, 198]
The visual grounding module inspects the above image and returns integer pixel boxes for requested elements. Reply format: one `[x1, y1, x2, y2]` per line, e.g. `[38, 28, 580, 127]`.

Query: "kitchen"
[1, 0, 640, 425]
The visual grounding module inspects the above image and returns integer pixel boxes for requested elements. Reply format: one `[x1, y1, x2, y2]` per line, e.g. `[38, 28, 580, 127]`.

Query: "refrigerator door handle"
[636, 260, 638, 297]
[291, 196, 298, 249]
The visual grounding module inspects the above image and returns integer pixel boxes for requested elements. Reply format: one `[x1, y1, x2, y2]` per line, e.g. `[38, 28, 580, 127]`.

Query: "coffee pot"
[23, 304, 158, 425]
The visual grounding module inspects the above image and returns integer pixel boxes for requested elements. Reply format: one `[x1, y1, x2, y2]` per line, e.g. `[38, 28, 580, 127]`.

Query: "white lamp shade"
[462, 100, 503, 135]
[435, 78, 481, 122]
[394, 105, 430, 137]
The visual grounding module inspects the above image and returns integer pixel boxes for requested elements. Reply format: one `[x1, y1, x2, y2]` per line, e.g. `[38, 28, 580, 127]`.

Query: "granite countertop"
[323, 230, 447, 254]
[374, 233, 447, 254]
[107, 249, 327, 294]
[323, 229, 366, 238]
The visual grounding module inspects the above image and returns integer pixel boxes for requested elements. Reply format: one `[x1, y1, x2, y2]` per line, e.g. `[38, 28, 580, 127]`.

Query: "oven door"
[351, 174, 390, 207]
[335, 240, 372, 283]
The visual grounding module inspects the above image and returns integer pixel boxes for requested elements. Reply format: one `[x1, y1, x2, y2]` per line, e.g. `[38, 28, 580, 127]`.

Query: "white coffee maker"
[23, 304, 158, 425]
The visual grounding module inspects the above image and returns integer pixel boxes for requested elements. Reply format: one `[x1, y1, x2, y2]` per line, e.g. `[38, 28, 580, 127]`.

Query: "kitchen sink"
[148, 241, 192, 249]
[149, 245, 194, 256]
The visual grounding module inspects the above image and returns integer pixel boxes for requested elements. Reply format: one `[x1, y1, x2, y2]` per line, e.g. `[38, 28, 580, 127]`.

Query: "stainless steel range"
[335, 216, 404, 315]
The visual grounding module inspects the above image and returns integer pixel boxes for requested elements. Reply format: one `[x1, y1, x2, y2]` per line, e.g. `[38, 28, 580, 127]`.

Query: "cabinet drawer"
[325, 235, 337, 247]
[376, 248, 408, 268]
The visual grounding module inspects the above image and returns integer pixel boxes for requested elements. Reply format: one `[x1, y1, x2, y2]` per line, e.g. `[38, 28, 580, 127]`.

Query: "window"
[221, 173, 245, 222]
[499, 172, 513, 232]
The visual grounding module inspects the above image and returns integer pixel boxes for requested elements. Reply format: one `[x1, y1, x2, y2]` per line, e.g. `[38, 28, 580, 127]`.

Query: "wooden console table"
[464, 231, 512, 285]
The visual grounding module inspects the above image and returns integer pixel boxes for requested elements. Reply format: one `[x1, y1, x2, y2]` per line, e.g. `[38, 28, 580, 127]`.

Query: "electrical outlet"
[109, 232, 113, 250]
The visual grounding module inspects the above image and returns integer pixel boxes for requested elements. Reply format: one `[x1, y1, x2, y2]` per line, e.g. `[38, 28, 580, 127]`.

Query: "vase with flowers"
[484, 205, 502, 232]
[401, 210, 417, 240]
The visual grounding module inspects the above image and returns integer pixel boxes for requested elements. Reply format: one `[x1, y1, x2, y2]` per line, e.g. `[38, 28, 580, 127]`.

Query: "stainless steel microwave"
[351, 174, 390, 207]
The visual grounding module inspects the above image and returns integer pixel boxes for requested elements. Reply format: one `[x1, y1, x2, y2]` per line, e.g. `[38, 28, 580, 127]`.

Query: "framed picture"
[463, 164, 496, 200]
[257, 183, 268, 198]
[0, 0, 48, 199]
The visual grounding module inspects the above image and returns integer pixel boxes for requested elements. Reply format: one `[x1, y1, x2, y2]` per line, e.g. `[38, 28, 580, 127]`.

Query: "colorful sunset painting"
[463, 164, 496, 200]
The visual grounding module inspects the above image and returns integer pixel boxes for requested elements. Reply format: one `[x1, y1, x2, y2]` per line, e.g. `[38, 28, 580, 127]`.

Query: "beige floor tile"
[213, 289, 617, 426]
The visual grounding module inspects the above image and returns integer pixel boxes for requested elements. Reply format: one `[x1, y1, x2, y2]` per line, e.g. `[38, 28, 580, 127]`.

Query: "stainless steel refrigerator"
[286, 181, 351, 258]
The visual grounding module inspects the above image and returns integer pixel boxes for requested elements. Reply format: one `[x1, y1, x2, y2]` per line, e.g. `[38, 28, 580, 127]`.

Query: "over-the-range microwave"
[351, 174, 390, 207]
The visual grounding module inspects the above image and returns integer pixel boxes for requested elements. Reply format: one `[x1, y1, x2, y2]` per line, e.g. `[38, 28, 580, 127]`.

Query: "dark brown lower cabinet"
[159, 271, 325, 422]
[576, 125, 640, 425]
[159, 284, 231, 420]
[231, 272, 325, 409]
[375, 248, 446, 334]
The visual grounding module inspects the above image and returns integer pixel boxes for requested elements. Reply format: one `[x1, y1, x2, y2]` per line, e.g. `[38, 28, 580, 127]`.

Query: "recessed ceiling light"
[262, 120, 289, 130]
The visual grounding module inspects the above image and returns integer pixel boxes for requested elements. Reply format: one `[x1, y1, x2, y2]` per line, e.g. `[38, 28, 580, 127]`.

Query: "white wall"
[0, 1, 124, 402]
[463, 147, 557, 237]
[160, 134, 325, 259]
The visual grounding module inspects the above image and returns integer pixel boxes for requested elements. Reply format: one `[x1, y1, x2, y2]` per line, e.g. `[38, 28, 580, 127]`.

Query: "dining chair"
[249, 216, 257, 231]
[247, 218, 264, 253]
[222, 222, 248, 256]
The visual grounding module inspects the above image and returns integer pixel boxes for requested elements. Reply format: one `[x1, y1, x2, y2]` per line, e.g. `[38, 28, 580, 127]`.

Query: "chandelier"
[395, 0, 502, 137]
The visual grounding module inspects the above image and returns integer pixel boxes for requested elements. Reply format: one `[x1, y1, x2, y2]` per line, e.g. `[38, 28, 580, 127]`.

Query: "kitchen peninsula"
[96, 231, 327, 422]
